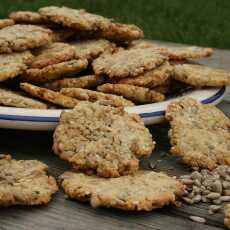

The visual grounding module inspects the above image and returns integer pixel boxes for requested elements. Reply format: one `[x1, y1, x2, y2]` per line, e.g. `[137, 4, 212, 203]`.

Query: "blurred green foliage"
[1, 0, 229, 49]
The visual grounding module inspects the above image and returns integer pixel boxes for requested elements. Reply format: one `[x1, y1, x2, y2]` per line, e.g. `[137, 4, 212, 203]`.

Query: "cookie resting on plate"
[60, 87, 134, 107]
[92, 48, 167, 78]
[60, 170, 185, 211]
[173, 64, 230, 87]
[53, 102, 154, 177]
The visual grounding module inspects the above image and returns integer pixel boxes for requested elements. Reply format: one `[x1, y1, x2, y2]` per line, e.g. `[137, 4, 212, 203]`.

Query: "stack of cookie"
[0, 5, 229, 109]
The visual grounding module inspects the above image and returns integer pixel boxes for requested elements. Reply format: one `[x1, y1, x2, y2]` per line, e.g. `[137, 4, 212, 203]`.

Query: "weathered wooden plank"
[0, 40, 229, 230]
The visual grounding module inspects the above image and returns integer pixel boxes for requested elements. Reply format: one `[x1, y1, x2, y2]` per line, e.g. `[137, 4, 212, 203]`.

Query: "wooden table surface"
[0, 41, 229, 230]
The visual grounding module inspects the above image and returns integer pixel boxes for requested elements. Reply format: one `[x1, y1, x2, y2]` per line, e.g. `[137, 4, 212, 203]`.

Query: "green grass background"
[0, 0, 229, 49]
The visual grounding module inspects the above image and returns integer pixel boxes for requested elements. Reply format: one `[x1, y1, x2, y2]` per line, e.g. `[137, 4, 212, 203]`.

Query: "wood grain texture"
[0, 41, 229, 230]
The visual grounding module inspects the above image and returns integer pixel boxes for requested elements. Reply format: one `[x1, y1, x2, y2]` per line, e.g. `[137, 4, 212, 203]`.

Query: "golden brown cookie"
[60, 171, 184, 211]
[165, 97, 230, 170]
[39, 6, 111, 31]
[130, 41, 213, 60]
[116, 61, 172, 88]
[0, 24, 53, 53]
[9, 11, 44, 24]
[53, 102, 154, 177]
[30, 42, 76, 69]
[60, 88, 134, 107]
[20, 83, 79, 108]
[0, 51, 33, 82]
[173, 64, 230, 87]
[44, 75, 105, 91]
[0, 154, 58, 206]
[0, 88, 48, 109]
[71, 39, 115, 61]
[22, 59, 88, 83]
[92, 48, 167, 78]
[0, 19, 14, 29]
[97, 83, 165, 103]
[225, 204, 230, 229]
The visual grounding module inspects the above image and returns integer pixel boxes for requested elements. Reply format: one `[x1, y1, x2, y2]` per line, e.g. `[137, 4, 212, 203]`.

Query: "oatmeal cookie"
[98, 83, 165, 103]
[116, 61, 172, 88]
[60, 88, 134, 107]
[60, 170, 184, 211]
[0, 88, 48, 109]
[71, 39, 115, 61]
[0, 24, 53, 53]
[30, 42, 76, 69]
[92, 48, 167, 78]
[0, 19, 14, 29]
[0, 51, 33, 82]
[22, 59, 88, 83]
[9, 11, 44, 24]
[39, 6, 111, 31]
[20, 83, 79, 108]
[44, 75, 105, 91]
[173, 64, 230, 87]
[130, 41, 213, 60]
[0, 154, 58, 206]
[53, 102, 154, 177]
[165, 97, 230, 170]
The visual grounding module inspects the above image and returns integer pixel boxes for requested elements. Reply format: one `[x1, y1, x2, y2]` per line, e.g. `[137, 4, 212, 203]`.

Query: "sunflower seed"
[189, 216, 206, 224]
[220, 196, 230, 202]
[209, 205, 222, 213]
[223, 181, 230, 189]
[206, 192, 221, 200]
[212, 180, 222, 193]
[193, 194, 202, 203]
[181, 179, 194, 185]
[183, 197, 194, 204]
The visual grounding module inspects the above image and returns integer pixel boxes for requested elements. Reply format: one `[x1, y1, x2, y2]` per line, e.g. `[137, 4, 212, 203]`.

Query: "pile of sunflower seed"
[179, 165, 230, 214]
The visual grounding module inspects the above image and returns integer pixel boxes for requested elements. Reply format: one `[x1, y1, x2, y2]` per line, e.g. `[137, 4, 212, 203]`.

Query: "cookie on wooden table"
[39, 6, 111, 31]
[173, 64, 230, 87]
[45, 75, 105, 91]
[20, 83, 79, 108]
[53, 102, 154, 177]
[0, 51, 33, 82]
[9, 11, 44, 24]
[98, 83, 165, 103]
[116, 61, 172, 88]
[165, 97, 230, 170]
[30, 42, 76, 69]
[0, 88, 48, 109]
[22, 59, 88, 83]
[0, 154, 58, 206]
[71, 39, 115, 61]
[0, 24, 53, 53]
[60, 170, 184, 211]
[92, 48, 167, 78]
[0, 19, 14, 29]
[60, 88, 134, 107]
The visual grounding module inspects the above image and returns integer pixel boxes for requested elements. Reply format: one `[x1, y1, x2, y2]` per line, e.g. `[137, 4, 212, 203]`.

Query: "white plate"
[0, 87, 226, 130]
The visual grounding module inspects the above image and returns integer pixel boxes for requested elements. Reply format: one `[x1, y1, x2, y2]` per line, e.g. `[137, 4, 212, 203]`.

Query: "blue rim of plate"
[0, 87, 226, 122]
